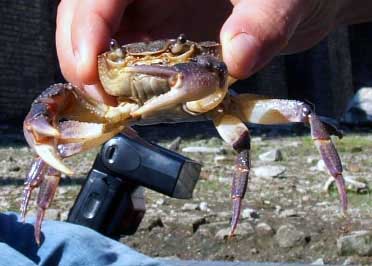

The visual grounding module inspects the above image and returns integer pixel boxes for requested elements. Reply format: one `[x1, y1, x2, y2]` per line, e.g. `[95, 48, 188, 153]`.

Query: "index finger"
[56, 0, 132, 87]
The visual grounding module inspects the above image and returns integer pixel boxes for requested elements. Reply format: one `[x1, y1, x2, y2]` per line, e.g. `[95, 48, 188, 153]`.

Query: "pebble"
[253, 165, 286, 178]
[214, 155, 233, 164]
[182, 203, 199, 211]
[9, 165, 20, 172]
[163, 213, 207, 233]
[241, 208, 259, 219]
[316, 160, 327, 172]
[255, 222, 274, 237]
[182, 146, 224, 154]
[323, 175, 368, 193]
[258, 149, 283, 162]
[306, 157, 318, 165]
[337, 230, 372, 256]
[279, 209, 299, 218]
[311, 258, 324, 265]
[215, 222, 254, 240]
[275, 224, 307, 248]
[198, 202, 209, 212]
[155, 198, 165, 206]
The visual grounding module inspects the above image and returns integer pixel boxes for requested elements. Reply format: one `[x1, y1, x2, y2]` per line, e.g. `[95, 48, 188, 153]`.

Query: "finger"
[56, 0, 80, 85]
[71, 0, 133, 85]
[221, 0, 305, 79]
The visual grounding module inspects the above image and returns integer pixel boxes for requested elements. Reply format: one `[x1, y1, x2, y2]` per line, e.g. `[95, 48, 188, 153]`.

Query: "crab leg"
[34, 167, 61, 245]
[229, 94, 347, 212]
[213, 112, 251, 236]
[21, 158, 48, 221]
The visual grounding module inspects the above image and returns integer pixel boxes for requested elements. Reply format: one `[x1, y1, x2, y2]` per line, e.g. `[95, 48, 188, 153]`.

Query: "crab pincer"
[23, 84, 75, 176]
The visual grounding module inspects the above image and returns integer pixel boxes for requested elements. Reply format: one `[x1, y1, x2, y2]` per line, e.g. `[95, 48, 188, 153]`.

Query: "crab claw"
[23, 84, 78, 175]
[309, 113, 347, 213]
[24, 125, 73, 176]
[127, 56, 228, 117]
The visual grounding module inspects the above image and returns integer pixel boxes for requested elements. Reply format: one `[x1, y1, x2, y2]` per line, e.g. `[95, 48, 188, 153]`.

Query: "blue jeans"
[0, 212, 167, 266]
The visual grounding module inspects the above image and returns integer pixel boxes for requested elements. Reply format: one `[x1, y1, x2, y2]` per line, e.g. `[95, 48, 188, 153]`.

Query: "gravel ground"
[1, 131, 371, 265]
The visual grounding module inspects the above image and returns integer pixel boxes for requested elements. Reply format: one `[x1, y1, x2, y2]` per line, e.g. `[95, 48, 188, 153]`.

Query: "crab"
[23, 34, 347, 244]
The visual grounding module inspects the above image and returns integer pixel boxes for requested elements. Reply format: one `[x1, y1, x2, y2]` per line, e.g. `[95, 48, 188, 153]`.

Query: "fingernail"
[225, 33, 259, 78]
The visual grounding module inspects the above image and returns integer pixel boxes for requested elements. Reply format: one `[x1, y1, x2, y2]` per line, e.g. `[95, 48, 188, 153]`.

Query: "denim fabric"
[0, 213, 166, 266]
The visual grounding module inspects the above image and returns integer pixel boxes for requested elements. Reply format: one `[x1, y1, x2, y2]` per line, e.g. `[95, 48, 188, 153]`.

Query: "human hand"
[56, 0, 371, 100]
[56, 0, 231, 102]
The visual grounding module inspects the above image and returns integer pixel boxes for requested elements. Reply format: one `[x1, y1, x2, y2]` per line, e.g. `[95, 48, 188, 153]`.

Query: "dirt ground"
[0, 129, 371, 265]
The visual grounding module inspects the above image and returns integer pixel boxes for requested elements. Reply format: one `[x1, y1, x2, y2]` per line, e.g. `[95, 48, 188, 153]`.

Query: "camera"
[67, 133, 201, 239]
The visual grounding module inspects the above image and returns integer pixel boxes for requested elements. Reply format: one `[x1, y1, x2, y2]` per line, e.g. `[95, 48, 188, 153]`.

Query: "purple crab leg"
[213, 113, 251, 236]
[309, 114, 347, 212]
[34, 167, 61, 245]
[230, 94, 347, 212]
[21, 157, 48, 221]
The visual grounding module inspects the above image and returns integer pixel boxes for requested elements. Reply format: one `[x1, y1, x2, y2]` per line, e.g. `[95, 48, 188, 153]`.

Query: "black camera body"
[67, 133, 201, 239]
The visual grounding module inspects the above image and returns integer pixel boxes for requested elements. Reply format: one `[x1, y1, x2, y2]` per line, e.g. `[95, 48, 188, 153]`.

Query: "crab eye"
[177, 34, 187, 44]
[302, 106, 311, 117]
[110, 39, 119, 51]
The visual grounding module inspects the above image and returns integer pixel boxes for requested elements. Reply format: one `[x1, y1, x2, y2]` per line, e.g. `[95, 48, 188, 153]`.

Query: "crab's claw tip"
[33, 144, 73, 176]
[229, 197, 241, 237]
[334, 174, 348, 213]
[24, 115, 60, 138]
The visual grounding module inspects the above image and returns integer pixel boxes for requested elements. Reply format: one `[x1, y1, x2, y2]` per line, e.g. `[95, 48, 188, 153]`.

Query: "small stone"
[311, 258, 324, 265]
[155, 198, 165, 206]
[302, 195, 310, 202]
[275, 224, 307, 248]
[182, 146, 224, 154]
[214, 155, 233, 164]
[323, 176, 368, 194]
[306, 157, 318, 164]
[253, 165, 286, 178]
[182, 203, 198, 211]
[279, 209, 298, 218]
[9, 166, 20, 172]
[215, 222, 254, 240]
[337, 230, 372, 256]
[342, 87, 372, 125]
[163, 213, 207, 233]
[258, 149, 283, 162]
[255, 222, 274, 237]
[250, 248, 259, 254]
[316, 160, 327, 172]
[198, 202, 209, 212]
[241, 208, 259, 219]
[167, 137, 182, 151]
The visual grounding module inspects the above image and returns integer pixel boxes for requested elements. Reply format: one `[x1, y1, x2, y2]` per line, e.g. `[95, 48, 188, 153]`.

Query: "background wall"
[1, 1, 371, 131]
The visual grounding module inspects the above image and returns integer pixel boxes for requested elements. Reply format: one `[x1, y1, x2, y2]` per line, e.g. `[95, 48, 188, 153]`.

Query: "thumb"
[221, 0, 304, 79]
